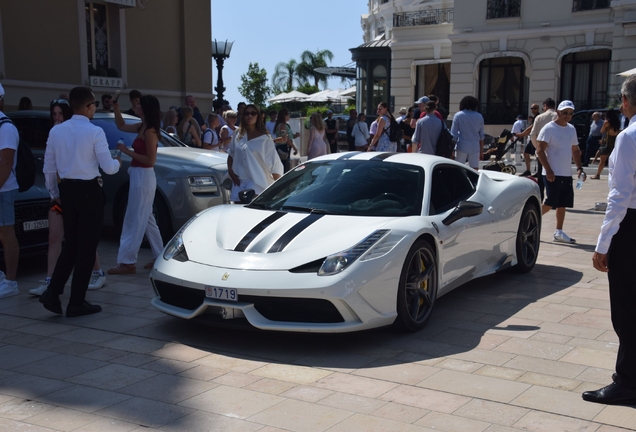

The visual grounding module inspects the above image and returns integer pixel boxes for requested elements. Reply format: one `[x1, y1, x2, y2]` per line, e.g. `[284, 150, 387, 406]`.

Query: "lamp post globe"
[211, 39, 233, 110]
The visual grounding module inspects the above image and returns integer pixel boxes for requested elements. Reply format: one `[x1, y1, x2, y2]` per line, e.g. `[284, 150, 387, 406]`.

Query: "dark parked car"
[570, 109, 608, 149]
[8, 111, 231, 243]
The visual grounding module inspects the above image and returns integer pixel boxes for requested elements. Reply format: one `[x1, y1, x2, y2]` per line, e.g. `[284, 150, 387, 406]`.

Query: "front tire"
[514, 202, 541, 273]
[395, 240, 438, 331]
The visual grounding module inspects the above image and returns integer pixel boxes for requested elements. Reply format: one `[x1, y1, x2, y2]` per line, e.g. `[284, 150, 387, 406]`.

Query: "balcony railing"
[572, 0, 610, 11]
[487, 0, 521, 19]
[393, 8, 454, 27]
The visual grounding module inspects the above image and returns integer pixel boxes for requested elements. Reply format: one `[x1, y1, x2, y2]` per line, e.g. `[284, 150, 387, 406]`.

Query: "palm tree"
[297, 49, 334, 88]
[271, 59, 300, 93]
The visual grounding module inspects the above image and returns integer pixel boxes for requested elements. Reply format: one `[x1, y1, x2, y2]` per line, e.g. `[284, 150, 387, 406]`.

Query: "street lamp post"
[211, 39, 234, 110]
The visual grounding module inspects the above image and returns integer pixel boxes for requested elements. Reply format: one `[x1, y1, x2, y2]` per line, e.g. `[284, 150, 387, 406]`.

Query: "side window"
[465, 168, 479, 188]
[429, 165, 476, 215]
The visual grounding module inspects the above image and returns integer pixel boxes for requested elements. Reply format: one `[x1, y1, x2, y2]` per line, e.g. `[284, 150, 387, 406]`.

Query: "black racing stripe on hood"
[337, 152, 360, 160]
[268, 213, 325, 253]
[234, 211, 286, 252]
[370, 152, 398, 161]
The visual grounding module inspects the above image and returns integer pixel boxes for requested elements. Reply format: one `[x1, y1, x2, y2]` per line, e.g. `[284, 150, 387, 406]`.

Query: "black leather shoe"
[39, 289, 62, 315]
[582, 382, 636, 405]
[66, 301, 102, 317]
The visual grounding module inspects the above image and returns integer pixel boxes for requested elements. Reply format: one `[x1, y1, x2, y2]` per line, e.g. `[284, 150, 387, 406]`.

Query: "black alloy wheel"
[514, 202, 541, 273]
[395, 240, 438, 331]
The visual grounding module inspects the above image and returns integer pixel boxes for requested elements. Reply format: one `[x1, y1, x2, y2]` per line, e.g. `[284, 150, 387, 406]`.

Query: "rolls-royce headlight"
[318, 230, 390, 276]
[188, 176, 218, 193]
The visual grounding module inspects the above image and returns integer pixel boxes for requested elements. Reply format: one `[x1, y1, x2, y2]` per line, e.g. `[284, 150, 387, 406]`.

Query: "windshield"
[91, 118, 186, 149]
[251, 160, 424, 216]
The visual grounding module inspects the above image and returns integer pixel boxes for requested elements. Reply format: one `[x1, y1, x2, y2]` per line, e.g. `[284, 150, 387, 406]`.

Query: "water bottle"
[115, 138, 125, 158]
[576, 172, 586, 190]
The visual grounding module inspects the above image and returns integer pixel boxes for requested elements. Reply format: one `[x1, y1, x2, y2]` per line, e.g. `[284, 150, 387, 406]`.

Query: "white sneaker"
[554, 232, 576, 244]
[0, 280, 19, 299]
[88, 272, 106, 290]
[29, 278, 50, 296]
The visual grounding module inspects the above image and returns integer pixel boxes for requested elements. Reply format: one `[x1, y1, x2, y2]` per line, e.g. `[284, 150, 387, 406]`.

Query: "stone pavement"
[0, 167, 634, 432]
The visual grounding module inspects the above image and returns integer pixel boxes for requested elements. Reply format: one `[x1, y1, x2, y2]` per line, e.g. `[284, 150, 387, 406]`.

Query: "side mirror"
[442, 200, 483, 226]
[238, 189, 256, 204]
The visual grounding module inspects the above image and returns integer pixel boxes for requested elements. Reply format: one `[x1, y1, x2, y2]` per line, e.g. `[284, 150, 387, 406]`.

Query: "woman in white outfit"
[227, 104, 283, 202]
[108, 95, 164, 274]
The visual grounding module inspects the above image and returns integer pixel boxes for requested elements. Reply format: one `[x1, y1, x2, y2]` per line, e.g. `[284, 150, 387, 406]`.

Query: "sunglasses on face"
[243, 111, 258, 117]
[51, 99, 69, 106]
[560, 110, 574, 116]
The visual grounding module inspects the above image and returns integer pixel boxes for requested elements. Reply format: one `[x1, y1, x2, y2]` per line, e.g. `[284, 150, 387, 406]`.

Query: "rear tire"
[514, 202, 541, 273]
[394, 240, 438, 332]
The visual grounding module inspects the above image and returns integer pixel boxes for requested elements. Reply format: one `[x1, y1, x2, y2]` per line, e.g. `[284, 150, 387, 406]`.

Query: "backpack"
[0, 118, 36, 192]
[435, 119, 454, 158]
[383, 116, 403, 143]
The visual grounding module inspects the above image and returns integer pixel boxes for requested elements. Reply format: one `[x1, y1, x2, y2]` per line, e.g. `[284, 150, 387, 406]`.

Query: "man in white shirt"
[40, 86, 121, 317]
[530, 98, 558, 200]
[511, 115, 525, 135]
[536, 100, 584, 244]
[0, 83, 20, 298]
[585, 74, 636, 407]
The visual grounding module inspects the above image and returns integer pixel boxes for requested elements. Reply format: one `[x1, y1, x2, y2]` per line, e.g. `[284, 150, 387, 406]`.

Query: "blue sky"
[211, 0, 367, 107]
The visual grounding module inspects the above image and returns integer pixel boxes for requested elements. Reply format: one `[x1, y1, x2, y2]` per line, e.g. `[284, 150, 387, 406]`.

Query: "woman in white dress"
[227, 104, 284, 202]
[307, 112, 328, 159]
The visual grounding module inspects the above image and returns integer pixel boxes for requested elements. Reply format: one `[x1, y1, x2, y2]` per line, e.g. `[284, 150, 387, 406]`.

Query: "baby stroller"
[482, 129, 518, 174]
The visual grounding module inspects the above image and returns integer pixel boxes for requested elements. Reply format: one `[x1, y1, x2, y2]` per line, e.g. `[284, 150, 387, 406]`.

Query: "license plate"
[205, 286, 237, 302]
[23, 219, 49, 231]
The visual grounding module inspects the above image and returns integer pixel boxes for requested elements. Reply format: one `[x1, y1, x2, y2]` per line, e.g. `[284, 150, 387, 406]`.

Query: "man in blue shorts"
[0, 83, 20, 298]
[536, 100, 585, 243]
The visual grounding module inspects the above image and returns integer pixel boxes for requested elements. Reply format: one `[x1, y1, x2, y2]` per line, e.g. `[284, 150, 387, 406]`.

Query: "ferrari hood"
[181, 205, 400, 270]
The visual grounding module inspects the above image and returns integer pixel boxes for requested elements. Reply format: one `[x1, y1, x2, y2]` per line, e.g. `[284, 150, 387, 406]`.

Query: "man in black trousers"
[40, 86, 121, 317]
[585, 74, 636, 406]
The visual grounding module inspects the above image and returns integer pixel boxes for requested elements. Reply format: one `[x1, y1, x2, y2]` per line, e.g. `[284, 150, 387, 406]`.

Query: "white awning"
[617, 67, 636, 77]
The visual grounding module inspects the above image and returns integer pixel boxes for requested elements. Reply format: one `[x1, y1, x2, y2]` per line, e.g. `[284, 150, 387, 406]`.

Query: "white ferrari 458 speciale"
[150, 152, 541, 333]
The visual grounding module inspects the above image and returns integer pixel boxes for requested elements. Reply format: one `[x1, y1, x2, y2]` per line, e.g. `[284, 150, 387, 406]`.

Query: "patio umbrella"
[340, 86, 356, 97]
[303, 89, 335, 103]
[617, 67, 636, 77]
[268, 92, 290, 103]
[277, 90, 309, 103]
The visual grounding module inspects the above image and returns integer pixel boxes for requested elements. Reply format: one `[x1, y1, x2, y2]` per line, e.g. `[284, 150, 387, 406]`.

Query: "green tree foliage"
[297, 49, 334, 88]
[238, 62, 270, 107]
[272, 59, 299, 93]
[296, 83, 319, 95]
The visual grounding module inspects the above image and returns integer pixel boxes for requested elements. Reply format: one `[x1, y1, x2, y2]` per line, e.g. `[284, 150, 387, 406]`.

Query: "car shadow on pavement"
[128, 263, 584, 370]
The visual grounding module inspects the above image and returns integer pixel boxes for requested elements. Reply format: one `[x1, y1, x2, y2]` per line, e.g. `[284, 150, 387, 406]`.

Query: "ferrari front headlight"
[318, 230, 390, 276]
[162, 213, 200, 261]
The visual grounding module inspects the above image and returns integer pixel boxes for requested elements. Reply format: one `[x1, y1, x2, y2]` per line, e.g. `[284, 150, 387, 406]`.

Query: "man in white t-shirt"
[0, 83, 20, 298]
[536, 100, 584, 244]
[511, 115, 525, 135]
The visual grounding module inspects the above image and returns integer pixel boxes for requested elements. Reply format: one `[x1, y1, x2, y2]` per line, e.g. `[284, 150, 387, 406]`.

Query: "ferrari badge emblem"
[222, 273, 230, 281]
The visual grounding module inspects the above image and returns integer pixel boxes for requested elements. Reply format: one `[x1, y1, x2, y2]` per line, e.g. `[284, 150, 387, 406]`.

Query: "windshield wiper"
[281, 205, 338, 214]
[247, 202, 275, 210]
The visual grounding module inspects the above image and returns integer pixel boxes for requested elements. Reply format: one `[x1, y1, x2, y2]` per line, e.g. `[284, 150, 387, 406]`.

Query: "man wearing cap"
[412, 101, 442, 155]
[0, 83, 21, 298]
[325, 110, 339, 154]
[536, 100, 584, 244]
[410, 96, 429, 129]
[585, 74, 636, 407]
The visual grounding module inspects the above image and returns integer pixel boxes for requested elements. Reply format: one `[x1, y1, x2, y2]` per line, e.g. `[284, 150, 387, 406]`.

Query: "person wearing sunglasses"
[535, 100, 584, 244]
[227, 104, 283, 202]
[29, 99, 108, 296]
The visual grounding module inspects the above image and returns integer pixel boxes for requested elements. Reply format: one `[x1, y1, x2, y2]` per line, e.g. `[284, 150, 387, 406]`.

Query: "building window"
[85, 1, 120, 78]
[479, 57, 528, 124]
[572, 0, 610, 11]
[560, 49, 611, 110]
[372, 63, 388, 110]
[486, 0, 521, 19]
[415, 63, 451, 118]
